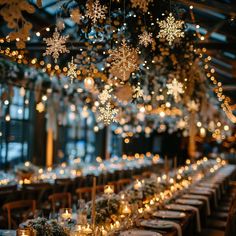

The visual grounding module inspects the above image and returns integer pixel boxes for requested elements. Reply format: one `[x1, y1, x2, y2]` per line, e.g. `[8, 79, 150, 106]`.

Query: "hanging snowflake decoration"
[70, 8, 82, 24]
[187, 100, 199, 112]
[157, 13, 185, 45]
[138, 31, 153, 47]
[133, 85, 144, 99]
[97, 102, 118, 125]
[36, 102, 45, 113]
[67, 57, 77, 82]
[98, 86, 112, 104]
[131, 0, 153, 13]
[86, 0, 107, 24]
[108, 39, 139, 82]
[176, 119, 187, 130]
[43, 28, 70, 63]
[166, 78, 184, 101]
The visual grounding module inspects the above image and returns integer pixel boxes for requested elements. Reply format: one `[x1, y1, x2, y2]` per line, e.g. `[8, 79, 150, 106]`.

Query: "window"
[57, 106, 96, 163]
[0, 85, 34, 169]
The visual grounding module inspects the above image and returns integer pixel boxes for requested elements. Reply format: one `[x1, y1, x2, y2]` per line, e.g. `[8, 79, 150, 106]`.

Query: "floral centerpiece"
[21, 217, 69, 236]
[87, 196, 120, 224]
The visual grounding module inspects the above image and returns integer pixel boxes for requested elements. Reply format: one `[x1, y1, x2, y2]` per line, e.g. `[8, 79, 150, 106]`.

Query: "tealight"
[104, 185, 114, 195]
[133, 180, 142, 190]
[59, 208, 72, 223]
[16, 229, 31, 236]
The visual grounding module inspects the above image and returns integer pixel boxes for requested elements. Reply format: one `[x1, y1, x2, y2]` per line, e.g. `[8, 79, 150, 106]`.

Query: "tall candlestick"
[91, 176, 96, 229]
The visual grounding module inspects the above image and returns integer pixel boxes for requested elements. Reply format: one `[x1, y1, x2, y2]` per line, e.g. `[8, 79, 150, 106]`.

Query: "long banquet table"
[0, 159, 235, 236]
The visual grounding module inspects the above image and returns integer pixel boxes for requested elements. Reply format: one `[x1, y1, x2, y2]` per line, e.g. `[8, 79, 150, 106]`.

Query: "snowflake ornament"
[86, 0, 107, 24]
[99, 86, 112, 105]
[108, 39, 139, 82]
[176, 119, 187, 130]
[157, 13, 185, 45]
[70, 8, 82, 24]
[187, 100, 199, 112]
[67, 57, 77, 82]
[166, 78, 184, 101]
[131, 0, 153, 13]
[133, 85, 144, 99]
[97, 102, 118, 125]
[138, 31, 153, 47]
[43, 28, 70, 63]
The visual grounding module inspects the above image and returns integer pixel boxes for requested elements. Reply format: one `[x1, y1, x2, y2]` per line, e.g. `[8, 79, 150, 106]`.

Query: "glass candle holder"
[104, 185, 114, 195]
[73, 224, 93, 235]
[16, 228, 31, 236]
[59, 208, 72, 224]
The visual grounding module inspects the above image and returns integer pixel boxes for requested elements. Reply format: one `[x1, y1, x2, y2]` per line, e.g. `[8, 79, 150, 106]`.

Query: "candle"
[122, 204, 131, 215]
[83, 225, 92, 234]
[101, 226, 108, 236]
[17, 229, 31, 236]
[74, 224, 92, 235]
[104, 185, 114, 195]
[133, 180, 142, 190]
[61, 209, 71, 220]
[138, 208, 144, 214]
[114, 221, 120, 229]
[60, 208, 72, 221]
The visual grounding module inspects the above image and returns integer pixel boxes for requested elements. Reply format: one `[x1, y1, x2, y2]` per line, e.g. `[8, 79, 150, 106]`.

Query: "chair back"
[225, 193, 236, 236]
[0, 185, 19, 208]
[55, 178, 73, 193]
[76, 187, 92, 201]
[108, 181, 119, 193]
[2, 200, 36, 229]
[117, 178, 131, 192]
[142, 171, 152, 178]
[48, 192, 71, 213]
[23, 183, 52, 204]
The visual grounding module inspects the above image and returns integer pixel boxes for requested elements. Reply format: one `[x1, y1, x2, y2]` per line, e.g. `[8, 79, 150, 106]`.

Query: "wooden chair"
[96, 185, 105, 195]
[2, 200, 36, 229]
[0, 185, 19, 208]
[132, 175, 142, 180]
[55, 178, 73, 193]
[23, 183, 52, 205]
[142, 171, 152, 178]
[108, 181, 119, 193]
[48, 192, 71, 214]
[117, 178, 131, 192]
[76, 187, 93, 201]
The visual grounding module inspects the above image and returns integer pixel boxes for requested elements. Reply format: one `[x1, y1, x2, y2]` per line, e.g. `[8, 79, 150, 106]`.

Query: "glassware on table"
[16, 228, 32, 236]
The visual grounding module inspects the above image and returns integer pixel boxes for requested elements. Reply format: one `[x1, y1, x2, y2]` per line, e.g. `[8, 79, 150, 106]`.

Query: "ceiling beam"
[176, 0, 236, 17]
[197, 42, 236, 50]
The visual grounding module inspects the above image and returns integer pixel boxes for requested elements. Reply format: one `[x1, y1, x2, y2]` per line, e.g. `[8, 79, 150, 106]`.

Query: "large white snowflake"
[157, 13, 185, 45]
[187, 100, 199, 112]
[43, 28, 70, 63]
[97, 102, 118, 125]
[67, 57, 77, 82]
[98, 86, 112, 104]
[133, 85, 144, 99]
[131, 0, 153, 13]
[138, 31, 153, 47]
[108, 39, 139, 81]
[166, 78, 184, 101]
[86, 0, 107, 24]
